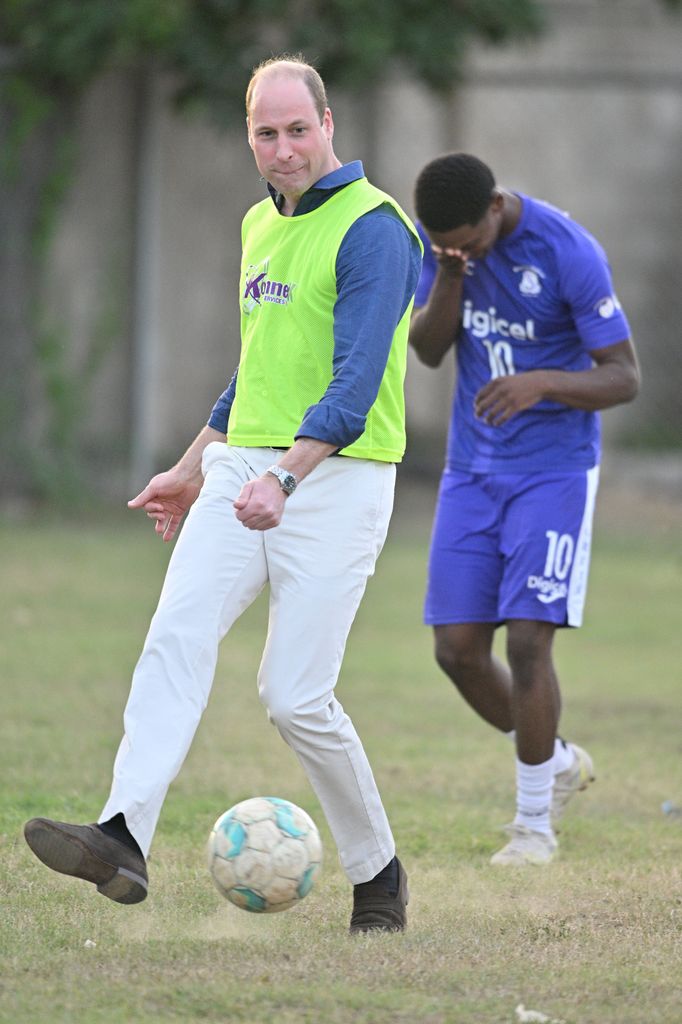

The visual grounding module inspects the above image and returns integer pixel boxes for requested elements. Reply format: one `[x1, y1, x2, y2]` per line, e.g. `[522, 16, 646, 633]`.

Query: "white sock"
[514, 757, 555, 836]
[507, 731, 575, 776]
[552, 738, 575, 775]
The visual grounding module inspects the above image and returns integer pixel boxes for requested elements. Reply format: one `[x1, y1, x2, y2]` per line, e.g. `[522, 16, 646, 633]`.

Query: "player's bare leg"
[490, 619, 559, 865]
[434, 619, 593, 860]
[506, 619, 559, 766]
[433, 622, 513, 732]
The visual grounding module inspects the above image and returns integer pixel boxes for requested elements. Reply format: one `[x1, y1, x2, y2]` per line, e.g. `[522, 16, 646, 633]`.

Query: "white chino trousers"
[99, 443, 396, 883]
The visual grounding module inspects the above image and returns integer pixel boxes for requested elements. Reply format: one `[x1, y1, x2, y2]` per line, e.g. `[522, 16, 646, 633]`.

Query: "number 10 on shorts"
[543, 530, 574, 580]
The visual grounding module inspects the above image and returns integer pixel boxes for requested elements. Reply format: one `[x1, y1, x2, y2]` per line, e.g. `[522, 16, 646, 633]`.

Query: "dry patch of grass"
[2, 480, 682, 1023]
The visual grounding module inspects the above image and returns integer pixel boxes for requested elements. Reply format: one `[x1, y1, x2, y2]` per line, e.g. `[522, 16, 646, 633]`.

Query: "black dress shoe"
[24, 817, 148, 904]
[349, 857, 408, 933]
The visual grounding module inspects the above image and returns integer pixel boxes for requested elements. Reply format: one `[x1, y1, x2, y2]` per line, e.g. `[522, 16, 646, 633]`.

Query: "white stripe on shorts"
[566, 465, 600, 627]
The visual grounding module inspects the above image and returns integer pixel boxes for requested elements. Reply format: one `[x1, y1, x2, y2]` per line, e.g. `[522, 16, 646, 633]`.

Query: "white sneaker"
[490, 824, 558, 866]
[551, 743, 595, 826]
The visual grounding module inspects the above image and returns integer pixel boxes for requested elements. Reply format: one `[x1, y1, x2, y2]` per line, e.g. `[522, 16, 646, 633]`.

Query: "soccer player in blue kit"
[409, 153, 640, 865]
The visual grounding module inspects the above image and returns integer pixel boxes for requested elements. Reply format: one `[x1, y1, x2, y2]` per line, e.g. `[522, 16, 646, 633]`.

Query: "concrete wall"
[41, 72, 137, 472]
[456, 0, 682, 451]
[43, 0, 682, 491]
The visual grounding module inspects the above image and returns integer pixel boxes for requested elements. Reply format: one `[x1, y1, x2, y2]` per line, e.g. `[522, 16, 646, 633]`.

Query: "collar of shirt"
[267, 161, 365, 216]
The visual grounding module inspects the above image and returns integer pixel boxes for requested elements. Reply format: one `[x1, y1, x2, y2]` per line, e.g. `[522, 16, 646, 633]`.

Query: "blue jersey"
[415, 194, 631, 473]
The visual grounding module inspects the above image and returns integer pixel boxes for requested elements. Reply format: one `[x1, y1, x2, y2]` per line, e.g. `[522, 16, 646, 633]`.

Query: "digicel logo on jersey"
[462, 300, 536, 341]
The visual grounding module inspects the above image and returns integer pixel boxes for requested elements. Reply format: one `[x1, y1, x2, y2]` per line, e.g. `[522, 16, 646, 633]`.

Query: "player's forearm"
[274, 437, 338, 485]
[540, 360, 640, 411]
[409, 272, 463, 367]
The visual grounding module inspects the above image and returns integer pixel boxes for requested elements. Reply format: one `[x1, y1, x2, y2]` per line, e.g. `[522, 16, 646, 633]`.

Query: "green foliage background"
[0, 0, 547, 504]
[1, 0, 545, 117]
[1, 0, 680, 502]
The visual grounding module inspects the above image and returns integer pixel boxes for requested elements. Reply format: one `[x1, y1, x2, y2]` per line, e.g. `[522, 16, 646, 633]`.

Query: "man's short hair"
[414, 154, 496, 232]
[246, 55, 327, 122]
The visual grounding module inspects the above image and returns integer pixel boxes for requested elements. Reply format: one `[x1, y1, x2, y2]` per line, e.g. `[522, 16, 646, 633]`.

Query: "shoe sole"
[24, 820, 147, 904]
[491, 853, 557, 866]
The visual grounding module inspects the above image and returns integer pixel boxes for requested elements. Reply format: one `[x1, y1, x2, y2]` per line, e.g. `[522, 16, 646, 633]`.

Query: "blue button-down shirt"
[208, 161, 422, 450]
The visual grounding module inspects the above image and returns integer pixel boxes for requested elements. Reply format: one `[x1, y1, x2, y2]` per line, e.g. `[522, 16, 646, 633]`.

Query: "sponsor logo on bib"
[242, 259, 297, 315]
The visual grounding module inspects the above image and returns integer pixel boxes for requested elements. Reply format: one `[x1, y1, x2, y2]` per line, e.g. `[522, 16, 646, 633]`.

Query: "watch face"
[268, 466, 297, 495]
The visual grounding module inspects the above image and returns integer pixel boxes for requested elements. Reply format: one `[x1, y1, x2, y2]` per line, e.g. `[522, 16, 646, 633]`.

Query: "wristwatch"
[266, 464, 298, 496]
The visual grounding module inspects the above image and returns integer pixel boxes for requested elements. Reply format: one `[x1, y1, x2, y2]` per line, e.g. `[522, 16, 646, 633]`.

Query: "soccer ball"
[206, 796, 323, 913]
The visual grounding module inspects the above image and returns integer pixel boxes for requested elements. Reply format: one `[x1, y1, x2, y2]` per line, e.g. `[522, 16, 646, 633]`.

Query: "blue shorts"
[424, 468, 600, 628]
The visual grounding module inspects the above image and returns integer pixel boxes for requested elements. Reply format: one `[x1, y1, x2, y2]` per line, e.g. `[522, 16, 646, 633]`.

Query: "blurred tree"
[1, 0, 679, 501]
[0, 0, 546, 502]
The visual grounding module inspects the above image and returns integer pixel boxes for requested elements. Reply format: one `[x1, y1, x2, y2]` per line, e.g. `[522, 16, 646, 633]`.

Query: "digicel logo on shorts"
[527, 575, 568, 604]
[462, 300, 536, 341]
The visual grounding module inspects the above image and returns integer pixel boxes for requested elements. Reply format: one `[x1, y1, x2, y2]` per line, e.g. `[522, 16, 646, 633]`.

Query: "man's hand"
[431, 244, 469, 278]
[128, 425, 224, 541]
[474, 371, 548, 426]
[233, 474, 287, 531]
[128, 469, 202, 542]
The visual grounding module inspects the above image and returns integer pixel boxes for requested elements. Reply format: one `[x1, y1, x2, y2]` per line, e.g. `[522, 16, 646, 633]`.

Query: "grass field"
[1, 474, 681, 1023]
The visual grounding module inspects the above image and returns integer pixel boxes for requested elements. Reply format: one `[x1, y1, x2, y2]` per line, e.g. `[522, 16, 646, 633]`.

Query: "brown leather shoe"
[349, 857, 408, 933]
[24, 817, 148, 904]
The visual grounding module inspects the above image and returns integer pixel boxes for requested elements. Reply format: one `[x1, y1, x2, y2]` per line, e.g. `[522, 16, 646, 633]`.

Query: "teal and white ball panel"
[208, 812, 247, 859]
[207, 796, 322, 914]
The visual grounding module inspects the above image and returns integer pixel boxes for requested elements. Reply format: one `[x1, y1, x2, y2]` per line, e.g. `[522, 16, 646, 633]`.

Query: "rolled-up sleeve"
[207, 366, 238, 434]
